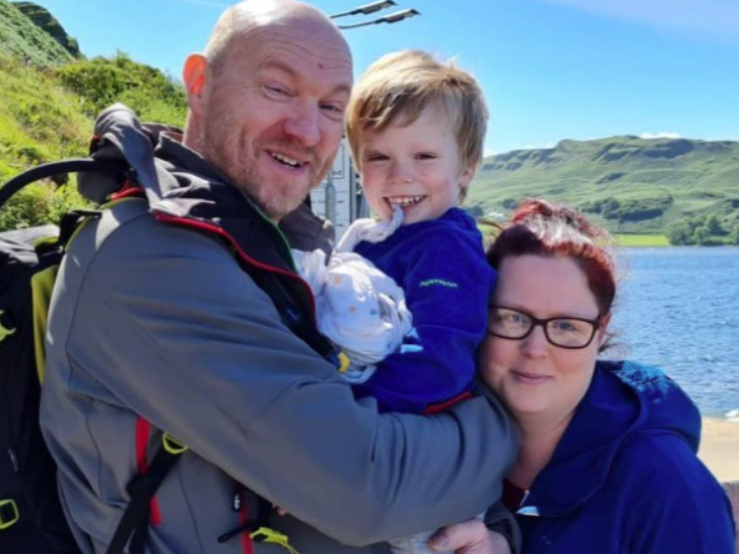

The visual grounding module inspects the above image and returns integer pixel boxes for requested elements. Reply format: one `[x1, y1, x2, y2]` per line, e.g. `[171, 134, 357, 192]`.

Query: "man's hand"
[429, 519, 511, 554]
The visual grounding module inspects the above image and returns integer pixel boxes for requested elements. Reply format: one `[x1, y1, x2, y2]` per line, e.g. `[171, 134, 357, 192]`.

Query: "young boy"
[294, 50, 509, 553]
[343, 49, 496, 414]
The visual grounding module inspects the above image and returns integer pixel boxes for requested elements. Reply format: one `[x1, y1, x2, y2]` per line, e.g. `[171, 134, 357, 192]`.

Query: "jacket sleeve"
[354, 229, 496, 413]
[61, 212, 518, 546]
[620, 433, 736, 554]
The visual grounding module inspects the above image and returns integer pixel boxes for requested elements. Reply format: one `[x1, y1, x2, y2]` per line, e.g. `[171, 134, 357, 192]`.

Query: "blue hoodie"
[353, 207, 497, 413]
[509, 360, 736, 554]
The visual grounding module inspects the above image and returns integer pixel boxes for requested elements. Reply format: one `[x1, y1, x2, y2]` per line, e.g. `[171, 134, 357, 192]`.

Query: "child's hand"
[429, 519, 511, 554]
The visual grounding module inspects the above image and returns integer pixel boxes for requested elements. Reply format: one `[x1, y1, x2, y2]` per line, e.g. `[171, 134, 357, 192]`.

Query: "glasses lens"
[545, 319, 596, 348]
[488, 308, 532, 338]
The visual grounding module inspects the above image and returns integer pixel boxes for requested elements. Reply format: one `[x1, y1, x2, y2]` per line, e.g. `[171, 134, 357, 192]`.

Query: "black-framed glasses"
[487, 306, 601, 349]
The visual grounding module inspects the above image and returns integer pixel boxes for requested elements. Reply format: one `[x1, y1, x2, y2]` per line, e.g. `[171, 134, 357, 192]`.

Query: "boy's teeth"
[389, 196, 424, 207]
[272, 153, 301, 167]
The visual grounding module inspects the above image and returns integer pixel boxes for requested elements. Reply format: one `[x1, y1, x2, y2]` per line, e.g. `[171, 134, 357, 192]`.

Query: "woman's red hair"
[486, 199, 617, 319]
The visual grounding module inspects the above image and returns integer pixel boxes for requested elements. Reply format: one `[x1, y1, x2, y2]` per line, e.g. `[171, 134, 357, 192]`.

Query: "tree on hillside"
[705, 214, 725, 236]
[666, 218, 697, 245]
[730, 224, 739, 245]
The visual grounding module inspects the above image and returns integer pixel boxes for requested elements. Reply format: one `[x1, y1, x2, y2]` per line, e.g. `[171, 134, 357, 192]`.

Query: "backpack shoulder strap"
[0, 158, 129, 209]
[105, 434, 187, 554]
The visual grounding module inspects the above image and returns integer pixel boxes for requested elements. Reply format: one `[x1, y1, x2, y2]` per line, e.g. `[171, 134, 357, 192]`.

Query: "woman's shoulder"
[610, 431, 735, 552]
[612, 429, 731, 526]
[616, 428, 714, 487]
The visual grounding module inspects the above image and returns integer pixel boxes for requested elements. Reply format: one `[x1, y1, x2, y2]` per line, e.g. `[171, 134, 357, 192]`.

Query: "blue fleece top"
[352, 207, 497, 413]
[509, 360, 736, 554]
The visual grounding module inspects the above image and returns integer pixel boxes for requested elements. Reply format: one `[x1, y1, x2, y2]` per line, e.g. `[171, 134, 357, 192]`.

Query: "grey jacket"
[39, 106, 518, 554]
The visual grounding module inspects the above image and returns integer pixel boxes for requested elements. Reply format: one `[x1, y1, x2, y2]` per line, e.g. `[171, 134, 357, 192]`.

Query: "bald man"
[40, 2, 517, 554]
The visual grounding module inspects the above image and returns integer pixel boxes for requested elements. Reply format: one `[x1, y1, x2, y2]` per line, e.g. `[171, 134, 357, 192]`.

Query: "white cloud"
[484, 147, 499, 157]
[639, 132, 682, 139]
[536, 0, 739, 40]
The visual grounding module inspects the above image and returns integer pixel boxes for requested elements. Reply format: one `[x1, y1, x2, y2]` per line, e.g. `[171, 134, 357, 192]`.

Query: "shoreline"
[699, 417, 739, 483]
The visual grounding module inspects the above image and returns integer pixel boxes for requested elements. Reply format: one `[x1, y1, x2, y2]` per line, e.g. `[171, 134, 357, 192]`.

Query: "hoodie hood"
[519, 359, 701, 516]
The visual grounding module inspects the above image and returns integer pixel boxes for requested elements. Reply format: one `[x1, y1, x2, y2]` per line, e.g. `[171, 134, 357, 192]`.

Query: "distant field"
[478, 227, 672, 247]
[615, 234, 670, 247]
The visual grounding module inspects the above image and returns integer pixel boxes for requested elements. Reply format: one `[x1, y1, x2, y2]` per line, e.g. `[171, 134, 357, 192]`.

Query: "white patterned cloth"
[292, 207, 412, 383]
[334, 205, 404, 253]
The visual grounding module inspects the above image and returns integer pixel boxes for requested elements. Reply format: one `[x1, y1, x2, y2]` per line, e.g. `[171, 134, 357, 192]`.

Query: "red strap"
[422, 391, 473, 415]
[240, 493, 254, 554]
[110, 184, 144, 201]
[135, 417, 163, 525]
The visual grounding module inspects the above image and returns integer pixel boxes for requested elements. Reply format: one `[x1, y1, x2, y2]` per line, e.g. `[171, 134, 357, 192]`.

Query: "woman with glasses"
[432, 200, 735, 554]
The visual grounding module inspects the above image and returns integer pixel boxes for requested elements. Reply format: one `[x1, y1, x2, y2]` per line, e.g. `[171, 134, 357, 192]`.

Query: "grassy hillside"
[468, 136, 739, 239]
[0, 53, 91, 181]
[13, 1, 81, 57]
[0, 0, 74, 65]
[0, 0, 187, 230]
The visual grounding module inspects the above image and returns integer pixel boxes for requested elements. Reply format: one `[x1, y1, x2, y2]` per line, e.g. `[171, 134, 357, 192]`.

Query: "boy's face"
[357, 103, 474, 225]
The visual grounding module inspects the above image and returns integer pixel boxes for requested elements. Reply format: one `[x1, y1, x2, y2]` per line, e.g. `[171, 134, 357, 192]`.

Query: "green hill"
[468, 136, 739, 242]
[0, 0, 187, 230]
[0, 0, 75, 65]
[13, 1, 81, 58]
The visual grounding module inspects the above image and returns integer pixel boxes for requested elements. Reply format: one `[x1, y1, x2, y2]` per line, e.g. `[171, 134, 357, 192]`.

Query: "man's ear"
[183, 54, 208, 116]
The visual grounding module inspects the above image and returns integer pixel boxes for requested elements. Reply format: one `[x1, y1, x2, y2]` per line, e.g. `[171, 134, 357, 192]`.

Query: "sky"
[34, 0, 739, 155]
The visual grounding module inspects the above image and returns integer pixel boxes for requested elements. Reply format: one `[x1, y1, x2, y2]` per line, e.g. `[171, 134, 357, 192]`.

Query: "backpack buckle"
[0, 499, 19, 530]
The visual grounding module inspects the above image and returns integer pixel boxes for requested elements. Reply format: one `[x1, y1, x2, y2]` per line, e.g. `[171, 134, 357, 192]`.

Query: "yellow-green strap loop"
[0, 499, 20, 531]
[250, 526, 301, 554]
[162, 433, 188, 455]
[0, 311, 16, 343]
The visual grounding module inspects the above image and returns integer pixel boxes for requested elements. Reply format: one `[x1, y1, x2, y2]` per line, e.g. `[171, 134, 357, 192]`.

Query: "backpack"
[0, 156, 190, 554]
[0, 107, 336, 553]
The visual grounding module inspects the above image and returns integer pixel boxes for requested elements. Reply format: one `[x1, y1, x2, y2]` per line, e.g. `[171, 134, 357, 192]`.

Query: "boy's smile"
[358, 103, 474, 226]
[385, 195, 426, 212]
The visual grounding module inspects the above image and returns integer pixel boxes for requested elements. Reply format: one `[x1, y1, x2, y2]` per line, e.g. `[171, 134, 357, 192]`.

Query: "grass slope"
[614, 234, 670, 247]
[0, 0, 187, 230]
[13, 1, 81, 57]
[0, 0, 73, 65]
[469, 136, 739, 234]
[0, 53, 91, 181]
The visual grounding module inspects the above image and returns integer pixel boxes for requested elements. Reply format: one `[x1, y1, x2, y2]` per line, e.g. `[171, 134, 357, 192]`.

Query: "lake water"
[611, 247, 739, 420]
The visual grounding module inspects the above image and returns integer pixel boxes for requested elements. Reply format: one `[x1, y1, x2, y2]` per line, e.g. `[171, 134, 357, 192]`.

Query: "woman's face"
[480, 254, 609, 424]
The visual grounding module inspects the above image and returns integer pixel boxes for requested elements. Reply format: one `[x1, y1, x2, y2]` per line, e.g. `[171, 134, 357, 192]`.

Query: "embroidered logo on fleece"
[419, 278, 459, 289]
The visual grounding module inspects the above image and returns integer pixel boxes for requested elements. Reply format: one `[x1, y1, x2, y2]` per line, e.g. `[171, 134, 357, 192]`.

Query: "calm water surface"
[612, 247, 739, 419]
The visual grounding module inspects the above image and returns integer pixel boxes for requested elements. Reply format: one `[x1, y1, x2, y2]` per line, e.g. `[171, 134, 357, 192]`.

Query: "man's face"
[200, 22, 352, 220]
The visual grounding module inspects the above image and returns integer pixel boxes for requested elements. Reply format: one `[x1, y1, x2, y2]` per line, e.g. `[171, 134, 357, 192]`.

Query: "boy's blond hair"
[345, 50, 489, 199]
